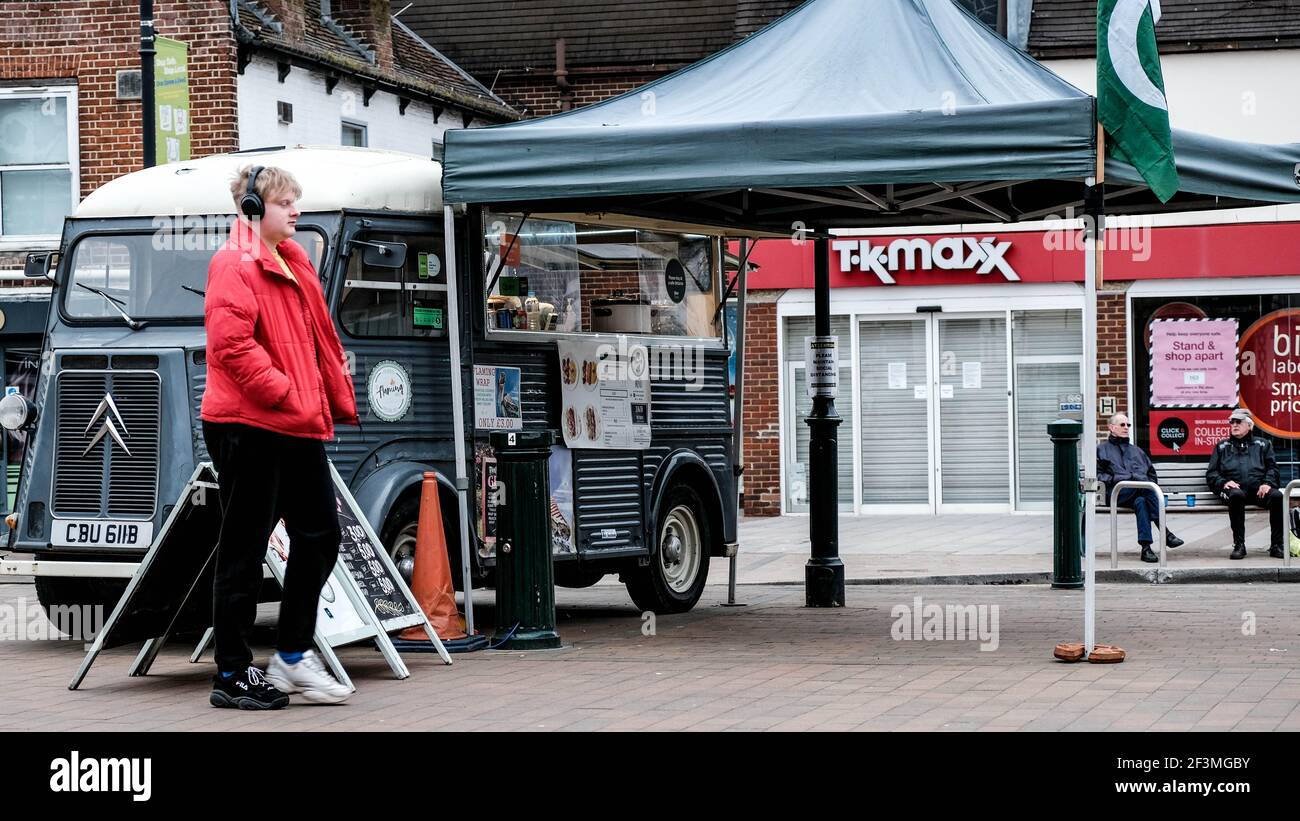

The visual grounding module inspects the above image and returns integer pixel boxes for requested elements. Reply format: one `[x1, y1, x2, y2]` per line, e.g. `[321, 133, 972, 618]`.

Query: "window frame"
[480, 213, 728, 348]
[57, 224, 328, 327]
[0, 85, 80, 250]
[336, 229, 450, 341]
[340, 119, 368, 148]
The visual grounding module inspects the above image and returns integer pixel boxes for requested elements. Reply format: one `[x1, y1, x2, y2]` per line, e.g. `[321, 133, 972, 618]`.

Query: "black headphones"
[240, 165, 266, 219]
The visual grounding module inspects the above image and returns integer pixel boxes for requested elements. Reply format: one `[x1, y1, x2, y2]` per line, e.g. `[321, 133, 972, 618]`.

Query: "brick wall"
[1098, 285, 1130, 437]
[740, 290, 782, 516]
[493, 72, 658, 118]
[0, 0, 238, 281]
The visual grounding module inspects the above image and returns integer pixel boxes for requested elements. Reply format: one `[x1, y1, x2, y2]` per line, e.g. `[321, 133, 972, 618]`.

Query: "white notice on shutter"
[962, 361, 982, 389]
[887, 362, 907, 390]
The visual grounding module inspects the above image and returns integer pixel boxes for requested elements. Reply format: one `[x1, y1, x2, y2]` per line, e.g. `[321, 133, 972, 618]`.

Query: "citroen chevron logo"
[83, 394, 132, 458]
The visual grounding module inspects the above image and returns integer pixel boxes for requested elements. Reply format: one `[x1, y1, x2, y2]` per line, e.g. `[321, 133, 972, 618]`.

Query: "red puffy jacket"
[201, 221, 358, 440]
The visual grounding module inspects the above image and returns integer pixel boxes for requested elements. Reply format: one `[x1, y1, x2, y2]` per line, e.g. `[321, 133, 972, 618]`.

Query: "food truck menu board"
[332, 481, 419, 630]
[557, 337, 651, 450]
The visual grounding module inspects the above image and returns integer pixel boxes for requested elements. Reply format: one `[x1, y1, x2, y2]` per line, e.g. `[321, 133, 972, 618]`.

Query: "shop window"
[340, 233, 447, 338]
[482, 213, 720, 339]
[0, 87, 77, 243]
[1131, 293, 1300, 484]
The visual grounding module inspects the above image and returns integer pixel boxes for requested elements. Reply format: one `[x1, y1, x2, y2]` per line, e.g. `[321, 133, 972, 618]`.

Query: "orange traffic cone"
[398, 472, 468, 642]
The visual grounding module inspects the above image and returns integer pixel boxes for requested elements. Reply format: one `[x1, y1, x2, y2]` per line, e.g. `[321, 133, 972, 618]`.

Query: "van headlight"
[0, 394, 37, 431]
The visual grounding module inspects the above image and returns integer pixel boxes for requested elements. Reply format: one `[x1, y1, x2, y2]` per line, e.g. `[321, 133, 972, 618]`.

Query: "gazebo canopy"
[443, 0, 1300, 233]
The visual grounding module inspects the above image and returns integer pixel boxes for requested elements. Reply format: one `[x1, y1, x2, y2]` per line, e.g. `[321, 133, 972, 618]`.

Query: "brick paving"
[2, 579, 1298, 732]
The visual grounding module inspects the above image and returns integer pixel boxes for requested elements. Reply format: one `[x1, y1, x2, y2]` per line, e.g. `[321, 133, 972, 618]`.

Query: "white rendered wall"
[1046, 50, 1300, 144]
[237, 55, 488, 155]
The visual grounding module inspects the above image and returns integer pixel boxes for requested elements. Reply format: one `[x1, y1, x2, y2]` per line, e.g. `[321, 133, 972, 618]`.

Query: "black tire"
[34, 576, 128, 640]
[381, 490, 465, 592]
[625, 484, 711, 614]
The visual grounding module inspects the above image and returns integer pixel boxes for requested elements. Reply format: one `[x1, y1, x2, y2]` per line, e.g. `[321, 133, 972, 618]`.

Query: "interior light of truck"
[0, 394, 37, 431]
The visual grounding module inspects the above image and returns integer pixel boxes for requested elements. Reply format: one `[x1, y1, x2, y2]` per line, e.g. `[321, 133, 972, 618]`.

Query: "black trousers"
[203, 421, 341, 673]
[1222, 485, 1284, 546]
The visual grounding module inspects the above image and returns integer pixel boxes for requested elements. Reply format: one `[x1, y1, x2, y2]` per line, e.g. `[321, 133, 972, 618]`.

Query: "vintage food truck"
[2, 146, 739, 619]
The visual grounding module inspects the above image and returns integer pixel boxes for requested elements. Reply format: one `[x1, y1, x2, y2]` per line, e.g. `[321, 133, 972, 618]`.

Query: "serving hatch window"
[482, 213, 721, 339]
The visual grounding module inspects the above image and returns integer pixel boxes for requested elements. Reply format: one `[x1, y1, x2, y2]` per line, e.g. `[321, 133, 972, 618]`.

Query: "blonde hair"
[229, 164, 303, 209]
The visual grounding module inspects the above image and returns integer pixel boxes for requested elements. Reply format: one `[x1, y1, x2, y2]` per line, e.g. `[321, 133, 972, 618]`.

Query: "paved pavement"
[716, 510, 1295, 584]
[3, 579, 1299, 731]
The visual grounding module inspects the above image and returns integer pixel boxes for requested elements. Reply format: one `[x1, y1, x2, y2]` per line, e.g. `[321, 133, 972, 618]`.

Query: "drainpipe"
[554, 38, 573, 112]
[140, 0, 155, 168]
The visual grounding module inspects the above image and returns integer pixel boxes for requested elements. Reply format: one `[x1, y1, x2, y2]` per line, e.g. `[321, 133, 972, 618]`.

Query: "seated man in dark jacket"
[1207, 408, 1285, 559]
[1098, 412, 1183, 563]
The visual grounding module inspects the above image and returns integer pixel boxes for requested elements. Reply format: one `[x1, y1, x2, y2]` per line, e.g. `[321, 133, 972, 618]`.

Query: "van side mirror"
[24, 252, 54, 281]
[355, 240, 408, 270]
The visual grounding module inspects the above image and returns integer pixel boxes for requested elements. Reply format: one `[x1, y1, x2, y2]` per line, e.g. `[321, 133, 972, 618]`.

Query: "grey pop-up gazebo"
[443, 0, 1300, 647]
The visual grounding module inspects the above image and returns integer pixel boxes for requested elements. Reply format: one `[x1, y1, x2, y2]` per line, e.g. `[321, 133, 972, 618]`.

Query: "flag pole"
[1083, 122, 1106, 654]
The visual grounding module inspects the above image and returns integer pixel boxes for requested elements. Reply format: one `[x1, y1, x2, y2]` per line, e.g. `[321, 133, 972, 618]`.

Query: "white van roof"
[75, 145, 444, 218]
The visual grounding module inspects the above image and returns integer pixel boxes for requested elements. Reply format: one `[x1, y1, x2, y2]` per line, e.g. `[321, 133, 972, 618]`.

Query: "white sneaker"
[265, 650, 352, 704]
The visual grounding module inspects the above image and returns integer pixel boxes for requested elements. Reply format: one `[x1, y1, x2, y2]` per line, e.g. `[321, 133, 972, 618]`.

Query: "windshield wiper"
[75, 282, 147, 330]
[181, 284, 206, 297]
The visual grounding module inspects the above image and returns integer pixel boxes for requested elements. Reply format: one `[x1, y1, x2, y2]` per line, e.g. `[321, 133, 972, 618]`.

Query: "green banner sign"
[154, 36, 190, 165]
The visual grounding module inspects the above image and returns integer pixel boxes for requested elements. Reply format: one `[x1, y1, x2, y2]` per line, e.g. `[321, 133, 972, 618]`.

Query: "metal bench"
[1096, 464, 1297, 568]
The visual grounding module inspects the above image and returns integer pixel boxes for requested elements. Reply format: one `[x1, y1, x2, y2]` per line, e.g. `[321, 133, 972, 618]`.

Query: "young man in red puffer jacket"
[203, 164, 359, 709]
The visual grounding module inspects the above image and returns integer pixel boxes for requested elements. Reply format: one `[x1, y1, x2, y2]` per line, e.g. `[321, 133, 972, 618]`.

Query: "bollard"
[488, 430, 562, 650]
[1048, 419, 1084, 589]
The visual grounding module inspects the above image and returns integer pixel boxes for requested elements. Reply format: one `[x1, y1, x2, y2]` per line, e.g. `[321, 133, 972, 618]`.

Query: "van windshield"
[62, 225, 326, 322]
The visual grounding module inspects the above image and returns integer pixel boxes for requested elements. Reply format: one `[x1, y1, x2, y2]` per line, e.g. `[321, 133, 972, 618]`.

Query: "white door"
[785, 361, 855, 513]
[934, 314, 1012, 513]
[857, 318, 934, 512]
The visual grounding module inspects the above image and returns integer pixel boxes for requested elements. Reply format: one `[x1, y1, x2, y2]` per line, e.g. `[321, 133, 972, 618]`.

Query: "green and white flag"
[1097, 0, 1178, 202]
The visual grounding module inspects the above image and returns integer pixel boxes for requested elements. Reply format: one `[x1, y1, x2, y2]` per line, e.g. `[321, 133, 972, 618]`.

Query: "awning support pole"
[728, 238, 753, 607]
[444, 205, 476, 637]
[1083, 125, 1106, 654]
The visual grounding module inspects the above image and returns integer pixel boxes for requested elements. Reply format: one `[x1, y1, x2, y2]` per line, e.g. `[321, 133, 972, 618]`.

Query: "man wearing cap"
[1207, 409, 1285, 560]
[1098, 412, 1184, 563]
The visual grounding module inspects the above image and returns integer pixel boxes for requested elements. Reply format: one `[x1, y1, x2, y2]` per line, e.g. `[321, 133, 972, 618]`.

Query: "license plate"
[52, 519, 154, 548]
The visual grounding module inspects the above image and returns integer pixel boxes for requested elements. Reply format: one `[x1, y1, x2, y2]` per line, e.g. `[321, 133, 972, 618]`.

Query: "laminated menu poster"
[557, 337, 652, 450]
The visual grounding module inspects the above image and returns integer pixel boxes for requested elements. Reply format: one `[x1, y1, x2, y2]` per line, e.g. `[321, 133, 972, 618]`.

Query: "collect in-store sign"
[1148, 410, 1230, 456]
[805, 335, 838, 398]
[1239, 308, 1300, 438]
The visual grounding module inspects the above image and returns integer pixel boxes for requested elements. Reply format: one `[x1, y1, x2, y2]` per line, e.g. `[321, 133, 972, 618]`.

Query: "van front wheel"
[34, 576, 128, 640]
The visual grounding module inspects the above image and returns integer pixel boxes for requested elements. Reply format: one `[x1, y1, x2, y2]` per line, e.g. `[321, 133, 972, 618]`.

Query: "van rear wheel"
[625, 484, 710, 614]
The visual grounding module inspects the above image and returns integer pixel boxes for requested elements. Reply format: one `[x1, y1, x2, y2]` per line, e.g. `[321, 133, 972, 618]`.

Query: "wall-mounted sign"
[832, 237, 1018, 284]
[1058, 392, 1084, 420]
[154, 36, 190, 165]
